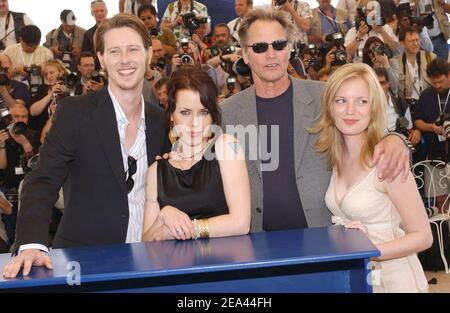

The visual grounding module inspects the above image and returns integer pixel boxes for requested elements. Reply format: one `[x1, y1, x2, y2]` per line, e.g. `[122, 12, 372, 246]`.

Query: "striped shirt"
[108, 88, 148, 243]
[18, 88, 149, 254]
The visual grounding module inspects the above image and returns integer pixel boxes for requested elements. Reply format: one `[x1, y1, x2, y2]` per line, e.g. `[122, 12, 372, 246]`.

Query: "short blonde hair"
[310, 63, 387, 175]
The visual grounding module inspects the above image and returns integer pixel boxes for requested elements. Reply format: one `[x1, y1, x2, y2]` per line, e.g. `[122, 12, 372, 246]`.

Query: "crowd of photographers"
[0, 0, 448, 251]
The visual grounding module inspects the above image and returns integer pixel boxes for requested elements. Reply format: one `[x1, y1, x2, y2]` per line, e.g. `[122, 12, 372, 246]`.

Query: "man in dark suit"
[3, 14, 170, 278]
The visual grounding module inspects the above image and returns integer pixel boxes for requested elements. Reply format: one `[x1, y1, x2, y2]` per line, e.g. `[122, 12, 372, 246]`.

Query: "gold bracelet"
[193, 218, 209, 239]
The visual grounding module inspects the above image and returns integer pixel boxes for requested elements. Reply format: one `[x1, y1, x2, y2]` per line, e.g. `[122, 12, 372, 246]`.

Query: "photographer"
[396, 5, 434, 53]
[4, 25, 53, 84]
[0, 103, 38, 194]
[160, 0, 209, 43]
[151, 39, 170, 79]
[0, 0, 33, 51]
[344, 1, 398, 63]
[375, 67, 421, 146]
[171, 38, 218, 85]
[0, 53, 30, 108]
[138, 4, 177, 58]
[207, 24, 239, 68]
[307, 0, 351, 46]
[362, 36, 399, 94]
[414, 58, 450, 212]
[300, 43, 324, 80]
[393, 26, 436, 114]
[74, 51, 105, 95]
[45, 10, 86, 73]
[227, 0, 253, 43]
[0, 190, 12, 253]
[272, 0, 312, 46]
[321, 33, 350, 71]
[28, 59, 67, 134]
[427, 0, 450, 60]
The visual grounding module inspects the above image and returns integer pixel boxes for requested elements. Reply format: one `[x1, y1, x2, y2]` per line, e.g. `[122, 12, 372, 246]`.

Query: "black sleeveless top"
[157, 144, 229, 219]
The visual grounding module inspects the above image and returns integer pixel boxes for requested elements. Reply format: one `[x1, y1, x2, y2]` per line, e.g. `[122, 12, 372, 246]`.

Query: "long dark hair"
[166, 65, 220, 128]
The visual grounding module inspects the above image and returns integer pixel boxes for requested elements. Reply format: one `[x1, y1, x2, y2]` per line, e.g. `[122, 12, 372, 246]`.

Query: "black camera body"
[0, 106, 27, 136]
[332, 49, 347, 66]
[275, 0, 287, 5]
[182, 12, 209, 35]
[325, 33, 347, 66]
[91, 71, 102, 83]
[410, 13, 434, 29]
[436, 112, 450, 138]
[24, 65, 41, 77]
[371, 42, 394, 58]
[179, 38, 194, 65]
[225, 76, 237, 98]
[149, 27, 160, 37]
[155, 57, 166, 71]
[355, 7, 385, 32]
[234, 58, 252, 77]
[0, 67, 10, 86]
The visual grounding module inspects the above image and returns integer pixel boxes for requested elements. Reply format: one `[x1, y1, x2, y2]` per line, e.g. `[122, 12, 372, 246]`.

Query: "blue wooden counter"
[0, 226, 379, 292]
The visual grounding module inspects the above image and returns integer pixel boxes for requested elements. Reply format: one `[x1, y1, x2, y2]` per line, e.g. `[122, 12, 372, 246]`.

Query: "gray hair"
[238, 8, 296, 48]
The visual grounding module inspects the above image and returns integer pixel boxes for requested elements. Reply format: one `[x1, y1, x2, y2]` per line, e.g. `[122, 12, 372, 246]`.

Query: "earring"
[169, 122, 177, 145]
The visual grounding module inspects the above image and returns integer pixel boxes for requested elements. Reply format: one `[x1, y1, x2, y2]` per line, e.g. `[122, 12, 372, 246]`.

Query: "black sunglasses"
[246, 40, 288, 54]
[126, 156, 137, 194]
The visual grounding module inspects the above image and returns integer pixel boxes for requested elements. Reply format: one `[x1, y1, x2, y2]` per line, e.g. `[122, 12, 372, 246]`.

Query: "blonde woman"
[310, 63, 432, 293]
[29, 59, 67, 134]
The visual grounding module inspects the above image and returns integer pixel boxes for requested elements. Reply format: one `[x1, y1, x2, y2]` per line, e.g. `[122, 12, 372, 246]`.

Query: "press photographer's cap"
[60, 9, 76, 25]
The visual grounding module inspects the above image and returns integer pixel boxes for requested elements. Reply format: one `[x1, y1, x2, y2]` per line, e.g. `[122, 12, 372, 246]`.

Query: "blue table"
[0, 226, 379, 292]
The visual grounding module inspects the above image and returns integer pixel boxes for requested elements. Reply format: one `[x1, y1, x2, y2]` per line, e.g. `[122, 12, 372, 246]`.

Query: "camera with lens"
[303, 43, 322, 72]
[436, 112, 450, 138]
[149, 27, 161, 37]
[182, 12, 209, 35]
[0, 105, 27, 136]
[324, 33, 347, 66]
[410, 13, 434, 29]
[55, 71, 79, 100]
[234, 58, 252, 77]
[155, 57, 166, 71]
[24, 65, 41, 77]
[355, 7, 385, 32]
[325, 32, 344, 45]
[179, 38, 194, 65]
[371, 42, 394, 59]
[0, 66, 10, 86]
[225, 76, 237, 98]
[24, 65, 43, 98]
[405, 98, 419, 113]
[91, 70, 102, 83]
[332, 49, 347, 66]
[274, 0, 287, 5]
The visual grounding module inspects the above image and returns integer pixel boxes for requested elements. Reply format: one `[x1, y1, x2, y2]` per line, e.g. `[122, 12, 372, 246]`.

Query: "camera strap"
[318, 8, 339, 33]
[402, 52, 422, 99]
[0, 13, 14, 44]
[437, 89, 450, 114]
[19, 48, 34, 67]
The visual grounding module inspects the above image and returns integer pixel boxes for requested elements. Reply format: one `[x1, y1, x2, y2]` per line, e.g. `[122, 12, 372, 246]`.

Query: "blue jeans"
[431, 34, 449, 61]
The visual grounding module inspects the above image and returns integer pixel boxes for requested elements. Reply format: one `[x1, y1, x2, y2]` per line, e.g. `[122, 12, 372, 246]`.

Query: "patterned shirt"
[162, 1, 209, 42]
[290, 0, 313, 45]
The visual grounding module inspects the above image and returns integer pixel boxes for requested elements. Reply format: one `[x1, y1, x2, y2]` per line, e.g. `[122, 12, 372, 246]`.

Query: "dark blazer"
[16, 87, 170, 249]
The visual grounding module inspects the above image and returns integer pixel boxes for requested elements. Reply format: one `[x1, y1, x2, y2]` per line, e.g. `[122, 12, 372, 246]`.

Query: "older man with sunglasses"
[221, 8, 412, 232]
